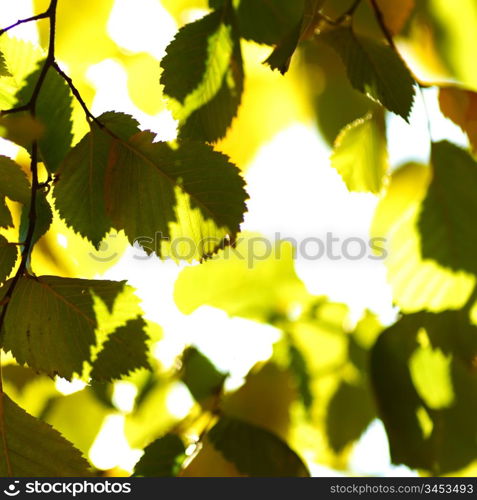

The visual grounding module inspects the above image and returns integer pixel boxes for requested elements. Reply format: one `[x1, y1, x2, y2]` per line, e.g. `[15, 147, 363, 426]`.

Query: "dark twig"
[370, 0, 397, 50]
[320, 0, 363, 26]
[0, 11, 50, 36]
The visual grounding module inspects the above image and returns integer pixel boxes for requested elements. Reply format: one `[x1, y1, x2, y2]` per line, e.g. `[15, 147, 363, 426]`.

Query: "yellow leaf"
[439, 86, 477, 152]
[376, 0, 415, 35]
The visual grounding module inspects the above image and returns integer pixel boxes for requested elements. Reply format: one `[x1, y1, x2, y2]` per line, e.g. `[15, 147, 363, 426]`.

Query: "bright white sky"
[0, 0, 468, 476]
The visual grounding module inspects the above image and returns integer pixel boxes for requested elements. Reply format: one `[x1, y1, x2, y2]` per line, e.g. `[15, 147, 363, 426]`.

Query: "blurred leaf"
[175, 237, 311, 321]
[161, 2, 243, 142]
[0, 113, 44, 149]
[16, 64, 73, 173]
[419, 141, 477, 275]
[320, 27, 415, 119]
[371, 162, 475, 312]
[208, 416, 310, 477]
[0, 393, 91, 476]
[0, 155, 30, 228]
[326, 381, 375, 453]
[0, 235, 17, 284]
[371, 312, 477, 473]
[439, 87, 477, 152]
[91, 318, 150, 382]
[181, 347, 226, 404]
[375, 0, 415, 35]
[19, 191, 53, 252]
[222, 364, 295, 439]
[331, 110, 388, 193]
[287, 342, 313, 413]
[54, 112, 247, 260]
[133, 434, 186, 477]
[265, 0, 324, 75]
[45, 388, 110, 456]
[0, 276, 127, 379]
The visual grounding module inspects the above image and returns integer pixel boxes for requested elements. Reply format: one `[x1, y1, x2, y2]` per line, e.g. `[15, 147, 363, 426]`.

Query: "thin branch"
[0, 11, 50, 37]
[369, 0, 397, 50]
[320, 0, 363, 26]
[51, 62, 102, 127]
[0, 1, 59, 477]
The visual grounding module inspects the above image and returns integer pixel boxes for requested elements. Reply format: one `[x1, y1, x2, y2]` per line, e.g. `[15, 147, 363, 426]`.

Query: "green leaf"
[321, 27, 415, 120]
[371, 312, 477, 473]
[331, 111, 388, 193]
[212, 0, 306, 46]
[208, 416, 310, 477]
[0, 393, 91, 476]
[0, 155, 30, 228]
[91, 317, 150, 381]
[19, 191, 53, 249]
[0, 235, 17, 284]
[181, 347, 226, 403]
[134, 434, 186, 477]
[418, 141, 477, 275]
[54, 112, 248, 260]
[161, 3, 243, 142]
[265, 0, 324, 74]
[326, 381, 376, 453]
[0, 275, 127, 379]
[16, 63, 73, 173]
[0, 50, 11, 77]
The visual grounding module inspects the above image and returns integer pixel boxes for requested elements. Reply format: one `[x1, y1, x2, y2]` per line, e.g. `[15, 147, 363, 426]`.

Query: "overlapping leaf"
[16, 64, 73, 173]
[91, 317, 150, 382]
[54, 112, 247, 260]
[375, 0, 415, 35]
[0, 155, 30, 228]
[331, 110, 388, 193]
[161, 2, 243, 142]
[321, 27, 415, 119]
[0, 394, 91, 477]
[0, 275, 127, 379]
[419, 141, 477, 275]
[19, 191, 53, 250]
[371, 161, 475, 312]
[0, 50, 11, 77]
[208, 416, 309, 477]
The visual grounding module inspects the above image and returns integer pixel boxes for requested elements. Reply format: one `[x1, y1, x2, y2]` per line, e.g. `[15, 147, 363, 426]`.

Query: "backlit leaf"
[375, 0, 415, 35]
[331, 110, 388, 193]
[54, 112, 248, 260]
